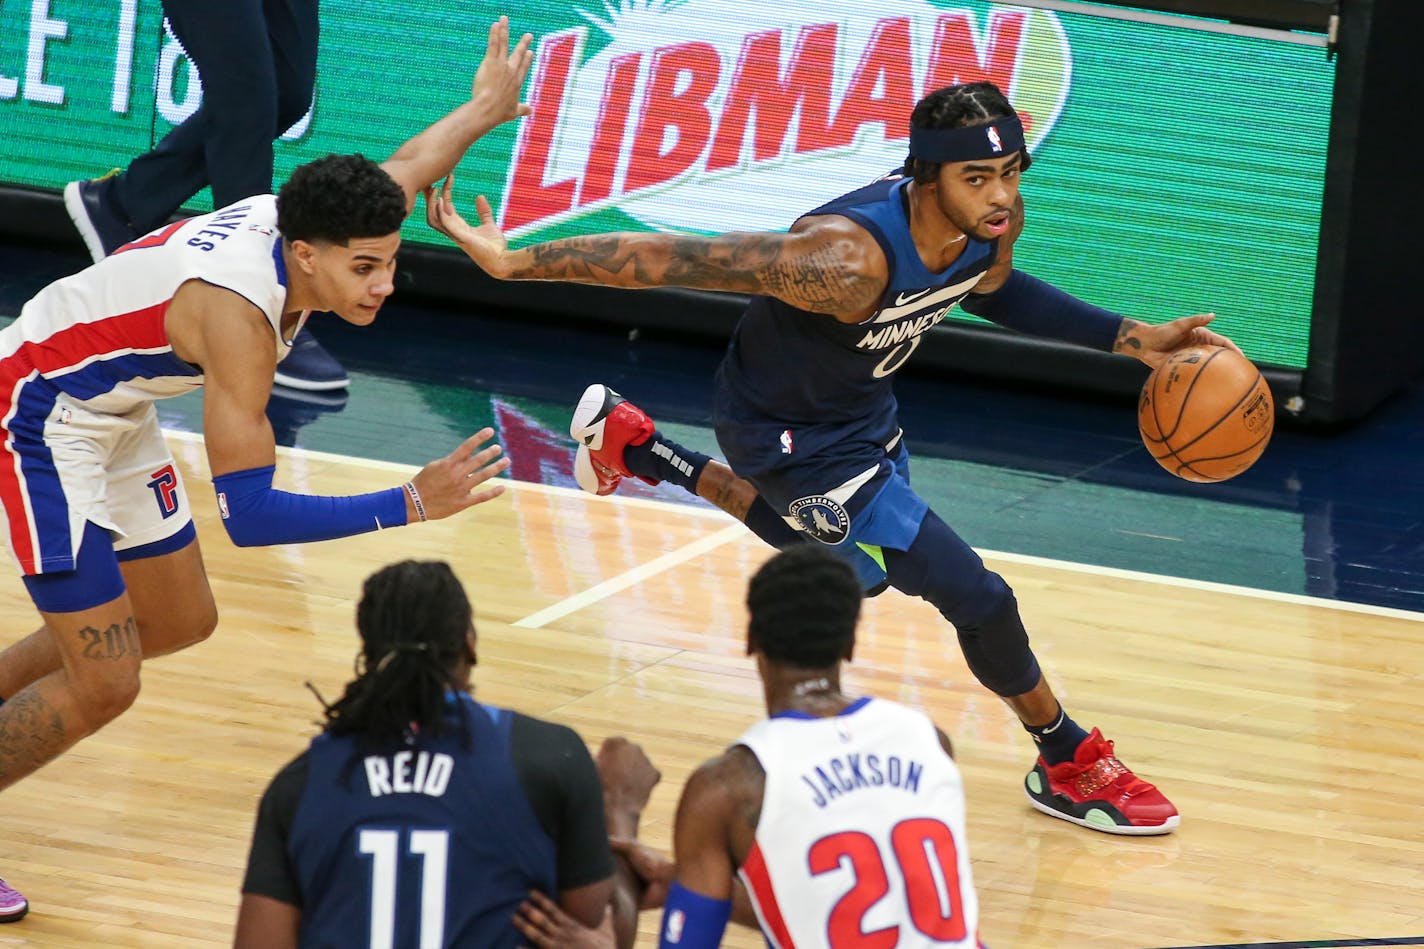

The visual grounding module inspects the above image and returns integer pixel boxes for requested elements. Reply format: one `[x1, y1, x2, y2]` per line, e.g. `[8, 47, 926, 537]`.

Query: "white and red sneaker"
[1024, 728, 1179, 835]
[569, 384, 658, 496]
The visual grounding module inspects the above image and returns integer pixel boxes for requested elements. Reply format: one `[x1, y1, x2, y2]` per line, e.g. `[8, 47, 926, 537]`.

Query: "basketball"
[1137, 345, 1274, 483]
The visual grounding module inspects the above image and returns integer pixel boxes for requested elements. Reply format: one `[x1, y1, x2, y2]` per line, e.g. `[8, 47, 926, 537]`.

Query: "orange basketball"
[1137, 345, 1274, 483]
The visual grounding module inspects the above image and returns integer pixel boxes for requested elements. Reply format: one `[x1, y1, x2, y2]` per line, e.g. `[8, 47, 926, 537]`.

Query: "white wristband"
[403, 481, 427, 522]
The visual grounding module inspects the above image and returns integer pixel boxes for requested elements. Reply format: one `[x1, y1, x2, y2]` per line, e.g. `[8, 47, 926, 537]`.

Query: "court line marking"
[162, 431, 1424, 623]
[977, 547, 1424, 622]
[1157, 938, 1424, 949]
[510, 523, 747, 628]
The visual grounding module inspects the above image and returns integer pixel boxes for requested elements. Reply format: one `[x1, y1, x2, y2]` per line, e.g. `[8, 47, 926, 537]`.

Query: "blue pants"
[113, 0, 319, 232]
[739, 442, 1041, 696]
[742, 441, 929, 591]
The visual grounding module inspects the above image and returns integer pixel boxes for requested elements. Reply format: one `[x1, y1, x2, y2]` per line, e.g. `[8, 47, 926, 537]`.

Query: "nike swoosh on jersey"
[893, 288, 934, 306]
[874, 273, 986, 323]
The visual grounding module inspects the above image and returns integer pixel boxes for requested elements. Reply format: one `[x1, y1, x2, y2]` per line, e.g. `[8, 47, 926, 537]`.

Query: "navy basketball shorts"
[748, 441, 929, 591]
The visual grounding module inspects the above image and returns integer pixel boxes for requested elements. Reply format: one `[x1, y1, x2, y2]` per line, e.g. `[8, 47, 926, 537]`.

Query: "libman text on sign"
[499, 1, 1071, 238]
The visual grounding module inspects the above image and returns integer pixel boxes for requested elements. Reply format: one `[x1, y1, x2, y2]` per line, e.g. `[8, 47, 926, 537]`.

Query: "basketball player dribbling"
[0, 17, 532, 918]
[430, 81, 1244, 836]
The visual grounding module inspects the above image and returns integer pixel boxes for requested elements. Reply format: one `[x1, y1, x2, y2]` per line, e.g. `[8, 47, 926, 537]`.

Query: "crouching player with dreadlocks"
[233, 560, 659, 949]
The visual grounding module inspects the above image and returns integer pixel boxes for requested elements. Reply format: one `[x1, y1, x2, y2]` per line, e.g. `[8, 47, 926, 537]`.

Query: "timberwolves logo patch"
[789, 495, 850, 545]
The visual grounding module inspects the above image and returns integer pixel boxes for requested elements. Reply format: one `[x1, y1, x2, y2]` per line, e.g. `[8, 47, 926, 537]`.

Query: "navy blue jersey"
[242, 695, 610, 949]
[714, 176, 995, 479]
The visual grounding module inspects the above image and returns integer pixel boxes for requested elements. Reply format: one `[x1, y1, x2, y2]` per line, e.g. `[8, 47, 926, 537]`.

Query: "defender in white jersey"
[735, 697, 979, 948]
[662, 545, 984, 949]
[0, 17, 533, 919]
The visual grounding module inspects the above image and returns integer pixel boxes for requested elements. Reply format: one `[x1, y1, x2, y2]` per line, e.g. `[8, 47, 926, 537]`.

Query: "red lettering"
[624, 42, 721, 193]
[501, 31, 580, 231]
[827, 17, 916, 147]
[924, 11, 1026, 101]
[707, 25, 837, 171]
[579, 53, 642, 206]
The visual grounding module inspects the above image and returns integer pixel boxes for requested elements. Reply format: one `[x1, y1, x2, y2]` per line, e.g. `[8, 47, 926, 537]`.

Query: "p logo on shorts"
[789, 495, 850, 545]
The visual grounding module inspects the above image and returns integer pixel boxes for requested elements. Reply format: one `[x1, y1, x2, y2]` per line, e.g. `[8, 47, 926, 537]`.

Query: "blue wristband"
[961, 268, 1124, 352]
[657, 882, 732, 949]
[212, 465, 408, 547]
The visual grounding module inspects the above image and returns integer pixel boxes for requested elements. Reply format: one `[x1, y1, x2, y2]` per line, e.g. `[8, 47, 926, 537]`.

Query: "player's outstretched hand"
[609, 836, 674, 910]
[514, 892, 615, 949]
[470, 15, 534, 126]
[424, 175, 512, 277]
[1127, 313, 1245, 370]
[405, 428, 510, 521]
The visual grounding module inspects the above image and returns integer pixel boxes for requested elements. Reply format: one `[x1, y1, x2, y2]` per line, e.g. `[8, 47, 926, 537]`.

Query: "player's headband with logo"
[909, 116, 1026, 163]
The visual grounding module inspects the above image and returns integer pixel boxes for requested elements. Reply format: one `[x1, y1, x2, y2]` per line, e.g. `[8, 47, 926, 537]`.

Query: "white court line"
[162, 430, 1424, 624]
[512, 523, 748, 628]
[978, 548, 1424, 623]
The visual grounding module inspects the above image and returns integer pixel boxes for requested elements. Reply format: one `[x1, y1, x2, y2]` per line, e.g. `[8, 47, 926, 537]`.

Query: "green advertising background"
[0, 1, 1333, 367]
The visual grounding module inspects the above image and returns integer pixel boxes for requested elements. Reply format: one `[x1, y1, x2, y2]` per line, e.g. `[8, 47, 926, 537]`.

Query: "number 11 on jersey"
[358, 827, 450, 949]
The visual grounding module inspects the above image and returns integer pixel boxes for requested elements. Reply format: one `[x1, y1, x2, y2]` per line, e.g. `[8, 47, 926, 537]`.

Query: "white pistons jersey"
[0, 195, 300, 574]
[5, 193, 300, 417]
[735, 697, 980, 949]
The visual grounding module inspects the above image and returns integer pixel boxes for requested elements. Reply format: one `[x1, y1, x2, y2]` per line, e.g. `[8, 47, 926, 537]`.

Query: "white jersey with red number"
[736, 697, 980, 949]
[3, 194, 300, 417]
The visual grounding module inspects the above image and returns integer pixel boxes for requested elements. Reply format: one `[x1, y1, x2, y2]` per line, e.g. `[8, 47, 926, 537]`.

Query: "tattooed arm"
[424, 179, 887, 322]
[1113, 315, 1243, 368]
[511, 222, 885, 322]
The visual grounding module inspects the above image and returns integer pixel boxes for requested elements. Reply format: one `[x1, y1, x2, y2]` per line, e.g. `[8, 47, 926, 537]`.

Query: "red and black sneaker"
[1024, 728, 1179, 835]
[569, 384, 658, 496]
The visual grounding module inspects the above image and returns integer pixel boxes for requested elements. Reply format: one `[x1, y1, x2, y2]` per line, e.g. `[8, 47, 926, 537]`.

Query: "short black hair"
[904, 80, 1032, 184]
[276, 153, 407, 244]
[746, 545, 862, 668]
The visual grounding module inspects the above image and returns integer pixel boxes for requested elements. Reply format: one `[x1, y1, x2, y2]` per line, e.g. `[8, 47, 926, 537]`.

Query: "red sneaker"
[1024, 728, 1179, 835]
[569, 384, 657, 496]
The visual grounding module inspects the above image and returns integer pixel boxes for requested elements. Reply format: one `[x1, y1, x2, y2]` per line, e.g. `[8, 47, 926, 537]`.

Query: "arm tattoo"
[708, 480, 753, 521]
[513, 233, 876, 315]
[1114, 318, 1145, 353]
[523, 235, 640, 282]
[759, 243, 873, 314]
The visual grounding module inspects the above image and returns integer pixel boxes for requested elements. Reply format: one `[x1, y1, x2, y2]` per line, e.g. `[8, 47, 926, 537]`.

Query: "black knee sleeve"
[884, 512, 1041, 697]
[951, 587, 1041, 697]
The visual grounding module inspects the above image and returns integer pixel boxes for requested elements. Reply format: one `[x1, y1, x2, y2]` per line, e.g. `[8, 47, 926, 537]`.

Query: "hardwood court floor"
[0, 436, 1420, 948]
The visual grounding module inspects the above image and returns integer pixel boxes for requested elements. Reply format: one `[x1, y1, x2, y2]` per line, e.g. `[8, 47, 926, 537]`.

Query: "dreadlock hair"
[319, 560, 476, 756]
[276, 153, 407, 245]
[746, 545, 862, 669]
[904, 80, 1032, 184]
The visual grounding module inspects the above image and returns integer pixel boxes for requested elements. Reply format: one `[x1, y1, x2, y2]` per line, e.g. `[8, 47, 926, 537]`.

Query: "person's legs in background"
[63, 0, 346, 389]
